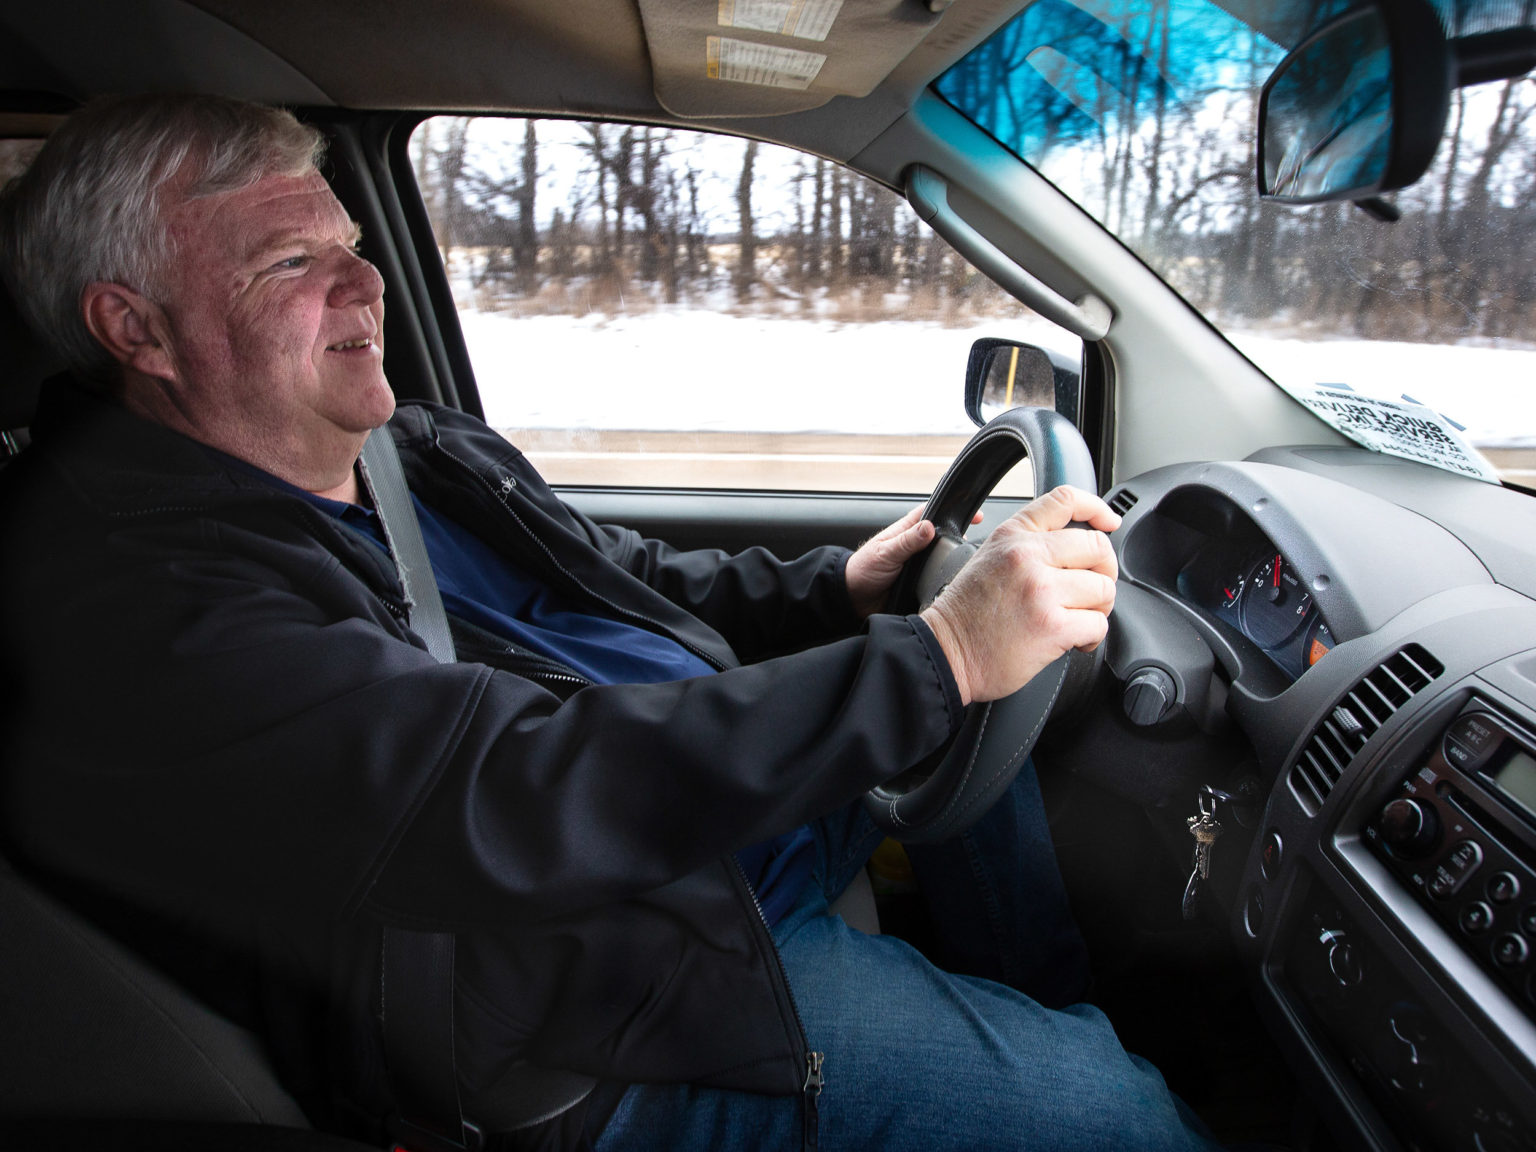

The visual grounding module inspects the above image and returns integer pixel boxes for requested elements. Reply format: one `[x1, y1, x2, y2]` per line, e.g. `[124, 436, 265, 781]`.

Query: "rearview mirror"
[1257, 1, 1448, 203]
[1257, 0, 1536, 206]
[963, 338, 1081, 428]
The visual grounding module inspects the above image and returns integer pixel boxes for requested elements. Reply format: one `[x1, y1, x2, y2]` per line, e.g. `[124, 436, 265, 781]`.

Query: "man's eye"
[273, 255, 309, 271]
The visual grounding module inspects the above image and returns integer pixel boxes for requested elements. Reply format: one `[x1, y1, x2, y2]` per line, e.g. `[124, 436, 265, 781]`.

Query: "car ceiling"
[0, 0, 1028, 162]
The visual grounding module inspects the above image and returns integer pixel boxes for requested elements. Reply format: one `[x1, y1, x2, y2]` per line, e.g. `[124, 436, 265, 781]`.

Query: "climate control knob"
[1379, 798, 1440, 858]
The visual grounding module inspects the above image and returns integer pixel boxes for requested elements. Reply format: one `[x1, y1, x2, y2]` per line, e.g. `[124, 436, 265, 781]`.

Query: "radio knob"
[1379, 798, 1440, 858]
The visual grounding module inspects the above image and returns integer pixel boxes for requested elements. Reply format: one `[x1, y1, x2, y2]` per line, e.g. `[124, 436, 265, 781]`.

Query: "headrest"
[0, 277, 60, 431]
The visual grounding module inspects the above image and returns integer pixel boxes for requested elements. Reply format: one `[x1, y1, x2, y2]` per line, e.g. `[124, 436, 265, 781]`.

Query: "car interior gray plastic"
[1120, 460, 1492, 642]
[0, 1, 331, 107]
[1103, 582, 1221, 731]
[905, 166, 1113, 340]
[1249, 445, 1536, 600]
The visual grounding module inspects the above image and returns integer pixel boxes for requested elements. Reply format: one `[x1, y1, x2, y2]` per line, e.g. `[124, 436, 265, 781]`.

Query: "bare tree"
[735, 139, 758, 303]
[514, 119, 538, 292]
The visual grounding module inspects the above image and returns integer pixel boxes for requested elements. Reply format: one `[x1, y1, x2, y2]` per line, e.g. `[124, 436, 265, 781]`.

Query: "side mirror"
[963, 338, 1081, 428]
[1257, 0, 1536, 205]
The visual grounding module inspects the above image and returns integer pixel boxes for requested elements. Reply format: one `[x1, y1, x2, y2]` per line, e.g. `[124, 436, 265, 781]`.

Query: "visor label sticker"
[1279, 381, 1501, 484]
[718, 0, 843, 41]
[706, 36, 826, 88]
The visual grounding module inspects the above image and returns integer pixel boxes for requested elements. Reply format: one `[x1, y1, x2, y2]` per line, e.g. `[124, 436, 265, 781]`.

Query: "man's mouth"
[327, 337, 376, 352]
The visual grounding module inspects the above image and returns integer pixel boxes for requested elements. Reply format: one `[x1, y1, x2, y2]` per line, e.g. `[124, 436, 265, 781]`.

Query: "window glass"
[936, 0, 1536, 488]
[409, 117, 1072, 494]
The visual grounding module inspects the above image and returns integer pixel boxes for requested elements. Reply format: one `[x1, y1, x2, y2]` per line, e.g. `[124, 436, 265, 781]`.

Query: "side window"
[409, 117, 1069, 494]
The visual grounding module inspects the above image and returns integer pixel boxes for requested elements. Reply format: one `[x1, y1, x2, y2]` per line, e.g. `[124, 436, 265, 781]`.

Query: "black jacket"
[0, 383, 965, 1131]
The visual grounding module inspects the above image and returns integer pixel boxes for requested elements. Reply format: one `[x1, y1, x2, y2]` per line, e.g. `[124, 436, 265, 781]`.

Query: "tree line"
[411, 118, 1017, 323]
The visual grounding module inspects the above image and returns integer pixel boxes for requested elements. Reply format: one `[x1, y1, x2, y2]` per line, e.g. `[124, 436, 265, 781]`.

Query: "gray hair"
[0, 94, 326, 384]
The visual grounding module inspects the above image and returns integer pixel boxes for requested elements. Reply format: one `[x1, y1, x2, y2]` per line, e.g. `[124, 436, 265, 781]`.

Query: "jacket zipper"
[493, 646, 592, 694]
[730, 857, 824, 1152]
[434, 430, 825, 1129]
[431, 441, 729, 673]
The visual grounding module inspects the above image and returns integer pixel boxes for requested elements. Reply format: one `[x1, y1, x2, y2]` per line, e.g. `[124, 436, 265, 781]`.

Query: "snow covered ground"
[462, 308, 1536, 453]
[1230, 332, 1536, 449]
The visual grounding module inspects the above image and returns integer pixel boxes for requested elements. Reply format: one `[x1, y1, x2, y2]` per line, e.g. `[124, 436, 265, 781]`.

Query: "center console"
[1248, 677, 1536, 1152]
[1365, 706, 1536, 1018]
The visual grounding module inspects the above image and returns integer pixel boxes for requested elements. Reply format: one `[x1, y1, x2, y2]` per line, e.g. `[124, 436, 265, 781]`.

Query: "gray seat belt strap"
[358, 425, 456, 665]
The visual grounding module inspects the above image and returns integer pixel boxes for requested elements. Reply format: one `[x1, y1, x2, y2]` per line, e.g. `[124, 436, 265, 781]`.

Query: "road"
[503, 428, 1534, 494]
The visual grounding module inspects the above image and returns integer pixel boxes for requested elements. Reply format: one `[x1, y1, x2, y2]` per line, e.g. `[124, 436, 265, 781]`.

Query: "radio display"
[1493, 747, 1536, 817]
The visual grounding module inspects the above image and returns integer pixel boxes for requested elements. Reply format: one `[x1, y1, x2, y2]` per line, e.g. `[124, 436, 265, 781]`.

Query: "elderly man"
[0, 95, 1212, 1151]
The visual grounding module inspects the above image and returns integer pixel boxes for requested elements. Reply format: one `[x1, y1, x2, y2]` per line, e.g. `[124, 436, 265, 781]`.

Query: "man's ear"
[80, 282, 176, 383]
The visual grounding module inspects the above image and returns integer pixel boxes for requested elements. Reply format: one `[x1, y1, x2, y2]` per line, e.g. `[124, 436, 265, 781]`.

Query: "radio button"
[1429, 839, 1484, 899]
[1521, 904, 1536, 936]
[1444, 740, 1477, 771]
[1486, 871, 1520, 905]
[1460, 902, 1494, 935]
[1491, 934, 1529, 969]
[1445, 714, 1500, 771]
[1448, 840, 1484, 872]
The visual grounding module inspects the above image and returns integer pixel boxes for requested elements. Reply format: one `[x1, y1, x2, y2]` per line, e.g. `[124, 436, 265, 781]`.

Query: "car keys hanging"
[1182, 788, 1226, 921]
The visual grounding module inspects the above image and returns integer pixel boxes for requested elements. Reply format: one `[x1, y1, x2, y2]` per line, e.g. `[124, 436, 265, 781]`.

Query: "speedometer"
[1239, 552, 1314, 649]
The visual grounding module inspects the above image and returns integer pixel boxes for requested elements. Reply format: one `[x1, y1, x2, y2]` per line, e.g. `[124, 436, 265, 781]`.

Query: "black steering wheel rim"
[864, 406, 1098, 843]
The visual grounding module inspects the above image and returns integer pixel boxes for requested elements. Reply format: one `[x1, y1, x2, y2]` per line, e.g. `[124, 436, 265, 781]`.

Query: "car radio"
[1365, 702, 1536, 1015]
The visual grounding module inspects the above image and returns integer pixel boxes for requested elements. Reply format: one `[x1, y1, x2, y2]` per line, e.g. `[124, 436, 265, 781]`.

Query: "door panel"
[562, 487, 1023, 558]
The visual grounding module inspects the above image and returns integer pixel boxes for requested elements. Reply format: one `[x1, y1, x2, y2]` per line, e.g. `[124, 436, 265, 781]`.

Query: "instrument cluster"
[1175, 539, 1335, 681]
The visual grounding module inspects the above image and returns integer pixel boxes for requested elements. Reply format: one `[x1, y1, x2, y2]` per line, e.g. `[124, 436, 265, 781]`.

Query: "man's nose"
[328, 247, 385, 307]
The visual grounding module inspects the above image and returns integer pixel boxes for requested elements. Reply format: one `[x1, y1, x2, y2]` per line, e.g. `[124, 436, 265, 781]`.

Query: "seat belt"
[356, 426, 597, 1148]
[357, 426, 477, 1152]
[358, 426, 456, 665]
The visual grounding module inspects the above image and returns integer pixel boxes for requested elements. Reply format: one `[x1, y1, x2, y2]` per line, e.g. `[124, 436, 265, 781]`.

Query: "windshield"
[936, 0, 1536, 487]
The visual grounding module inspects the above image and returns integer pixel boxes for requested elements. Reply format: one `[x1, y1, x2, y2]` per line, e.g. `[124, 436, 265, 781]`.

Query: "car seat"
[0, 281, 376, 1148]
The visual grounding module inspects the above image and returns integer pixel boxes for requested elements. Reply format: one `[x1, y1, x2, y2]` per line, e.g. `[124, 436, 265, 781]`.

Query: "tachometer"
[1239, 552, 1314, 649]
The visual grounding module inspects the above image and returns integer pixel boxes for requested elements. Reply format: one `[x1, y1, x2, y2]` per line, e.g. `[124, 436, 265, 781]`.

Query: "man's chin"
[352, 375, 397, 431]
[369, 389, 397, 428]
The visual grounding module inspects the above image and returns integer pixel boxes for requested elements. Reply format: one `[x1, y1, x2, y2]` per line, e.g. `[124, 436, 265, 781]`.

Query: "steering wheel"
[863, 406, 1099, 843]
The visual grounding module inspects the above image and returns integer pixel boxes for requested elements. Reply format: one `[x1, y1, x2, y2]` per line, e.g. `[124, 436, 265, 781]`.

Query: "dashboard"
[1093, 446, 1536, 1152]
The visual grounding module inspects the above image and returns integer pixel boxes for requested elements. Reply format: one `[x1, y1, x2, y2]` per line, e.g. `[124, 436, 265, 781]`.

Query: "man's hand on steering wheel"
[919, 485, 1121, 706]
[845, 507, 937, 619]
[846, 507, 987, 619]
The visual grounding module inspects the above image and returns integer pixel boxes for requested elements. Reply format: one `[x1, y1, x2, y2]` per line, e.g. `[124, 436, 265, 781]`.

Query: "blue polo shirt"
[262, 465, 813, 925]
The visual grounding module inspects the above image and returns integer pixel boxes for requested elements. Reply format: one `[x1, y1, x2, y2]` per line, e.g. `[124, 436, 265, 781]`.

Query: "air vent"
[1108, 487, 1139, 516]
[1288, 644, 1445, 815]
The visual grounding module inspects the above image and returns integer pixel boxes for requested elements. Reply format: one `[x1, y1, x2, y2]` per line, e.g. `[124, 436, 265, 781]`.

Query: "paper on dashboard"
[1278, 381, 1502, 484]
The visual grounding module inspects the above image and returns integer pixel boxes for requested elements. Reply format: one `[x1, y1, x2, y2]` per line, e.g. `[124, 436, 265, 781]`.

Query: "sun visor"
[637, 0, 946, 117]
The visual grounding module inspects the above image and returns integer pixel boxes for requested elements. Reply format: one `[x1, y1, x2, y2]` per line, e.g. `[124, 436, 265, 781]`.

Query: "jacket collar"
[29, 377, 285, 515]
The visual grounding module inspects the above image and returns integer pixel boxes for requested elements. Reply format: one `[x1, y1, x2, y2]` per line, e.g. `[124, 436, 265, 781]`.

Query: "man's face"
[150, 167, 394, 486]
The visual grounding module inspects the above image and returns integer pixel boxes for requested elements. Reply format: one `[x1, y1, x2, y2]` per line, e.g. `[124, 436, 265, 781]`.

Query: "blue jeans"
[594, 764, 1217, 1151]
